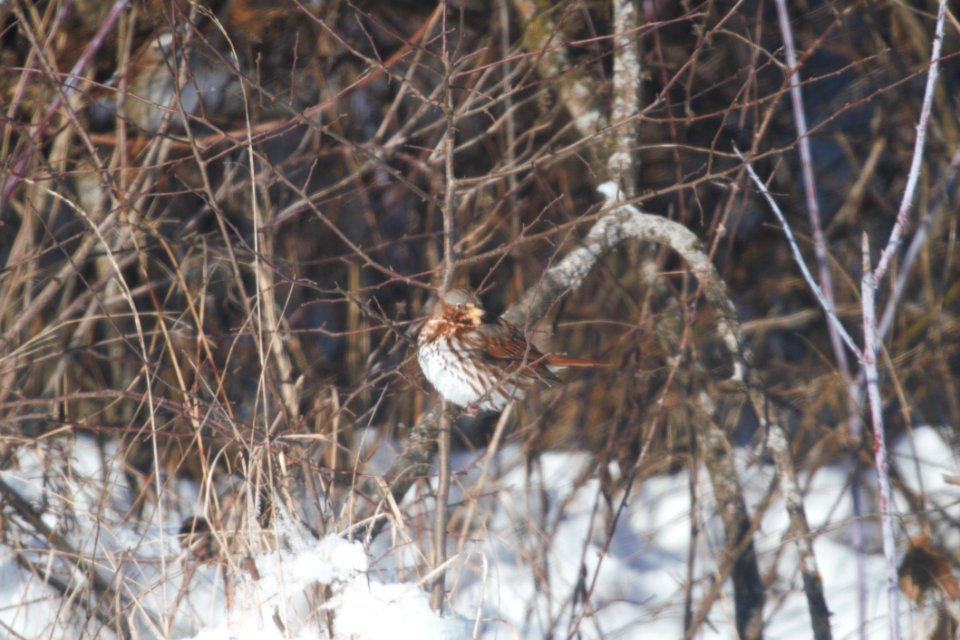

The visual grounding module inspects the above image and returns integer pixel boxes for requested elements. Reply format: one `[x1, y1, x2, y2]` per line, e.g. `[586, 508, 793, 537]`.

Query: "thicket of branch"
[1, 0, 958, 638]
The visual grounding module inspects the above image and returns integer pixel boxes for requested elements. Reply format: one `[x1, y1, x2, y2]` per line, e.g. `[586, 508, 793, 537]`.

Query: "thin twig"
[861, 234, 900, 639]
[773, 0, 850, 377]
[432, 0, 456, 612]
[735, 146, 862, 360]
[773, 4, 860, 633]
[873, 0, 946, 284]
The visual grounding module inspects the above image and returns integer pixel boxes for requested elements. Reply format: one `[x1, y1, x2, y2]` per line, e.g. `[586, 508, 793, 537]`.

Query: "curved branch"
[503, 183, 744, 382]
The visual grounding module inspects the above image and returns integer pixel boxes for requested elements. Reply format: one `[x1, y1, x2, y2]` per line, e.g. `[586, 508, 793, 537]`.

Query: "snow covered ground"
[0, 426, 956, 639]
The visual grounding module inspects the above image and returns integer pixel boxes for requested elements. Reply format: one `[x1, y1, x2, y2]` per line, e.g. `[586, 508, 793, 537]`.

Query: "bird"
[417, 288, 598, 412]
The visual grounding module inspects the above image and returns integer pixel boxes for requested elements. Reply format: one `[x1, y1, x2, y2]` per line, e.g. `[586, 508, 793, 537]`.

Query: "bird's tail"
[545, 355, 604, 368]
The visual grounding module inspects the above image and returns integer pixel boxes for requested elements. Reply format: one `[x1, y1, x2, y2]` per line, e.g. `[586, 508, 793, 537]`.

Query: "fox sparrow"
[418, 288, 597, 412]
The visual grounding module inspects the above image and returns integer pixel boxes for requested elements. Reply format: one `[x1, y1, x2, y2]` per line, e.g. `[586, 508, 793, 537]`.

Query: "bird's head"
[435, 288, 484, 325]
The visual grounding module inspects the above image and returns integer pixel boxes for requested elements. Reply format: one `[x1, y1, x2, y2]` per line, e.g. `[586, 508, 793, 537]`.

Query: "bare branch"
[873, 0, 947, 283]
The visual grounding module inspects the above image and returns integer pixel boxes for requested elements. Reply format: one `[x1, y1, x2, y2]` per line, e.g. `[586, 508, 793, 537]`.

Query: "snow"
[182, 530, 370, 640]
[337, 580, 472, 640]
[0, 426, 956, 638]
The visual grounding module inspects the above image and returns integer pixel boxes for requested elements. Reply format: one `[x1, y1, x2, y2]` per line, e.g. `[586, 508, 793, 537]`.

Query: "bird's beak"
[466, 306, 484, 321]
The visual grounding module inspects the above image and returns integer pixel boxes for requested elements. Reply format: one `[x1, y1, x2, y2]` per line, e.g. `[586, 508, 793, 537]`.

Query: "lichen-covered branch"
[609, 0, 642, 194]
[512, 0, 607, 152]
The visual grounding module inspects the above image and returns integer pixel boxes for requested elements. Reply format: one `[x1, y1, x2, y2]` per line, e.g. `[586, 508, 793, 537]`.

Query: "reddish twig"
[1, 0, 130, 212]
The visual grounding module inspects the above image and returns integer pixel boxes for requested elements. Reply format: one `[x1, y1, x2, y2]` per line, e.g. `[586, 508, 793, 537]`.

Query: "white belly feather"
[418, 336, 521, 411]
